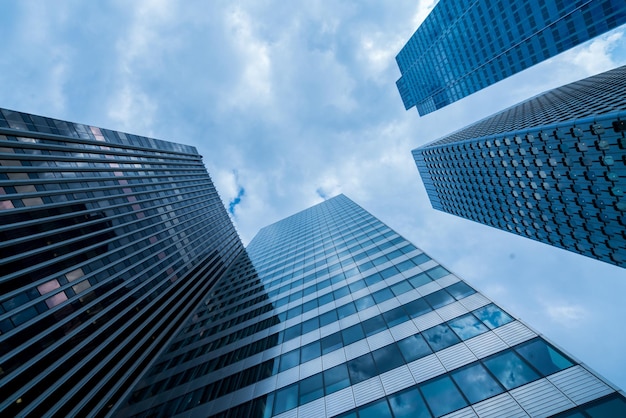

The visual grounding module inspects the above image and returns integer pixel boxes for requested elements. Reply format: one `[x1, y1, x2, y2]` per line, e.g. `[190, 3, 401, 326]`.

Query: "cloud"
[544, 303, 589, 328]
[558, 28, 625, 75]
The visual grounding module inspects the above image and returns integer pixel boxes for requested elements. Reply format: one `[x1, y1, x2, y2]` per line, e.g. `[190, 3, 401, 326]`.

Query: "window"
[483, 350, 539, 389]
[398, 334, 432, 362]
[422, 324, 460, 351]
[420, 375, 467, 417]
[448, 314, 489, 340]
[473, 304, 513, 329]
[451, 363, 504, 403]
[371, 343, 405, 373]
[388, 387, 431, 418]
[515, 338, 573, 375]
[347, 353, 377, 384]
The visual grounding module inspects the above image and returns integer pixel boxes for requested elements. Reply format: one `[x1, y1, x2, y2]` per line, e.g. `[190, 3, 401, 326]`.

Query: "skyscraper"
[0, 108, 243, 416]
[118, 195, 625, 418]
[395, 0, 626, 116]
[413, 65, 626, 268]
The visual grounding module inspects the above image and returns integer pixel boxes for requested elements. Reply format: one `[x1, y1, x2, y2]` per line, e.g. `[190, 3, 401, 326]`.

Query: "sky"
[1, 0, 625, 392]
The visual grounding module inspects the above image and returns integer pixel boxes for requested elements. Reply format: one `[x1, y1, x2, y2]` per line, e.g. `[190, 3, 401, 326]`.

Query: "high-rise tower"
[0, 108, 243, 416]
[413, 65, 626, 267]
[396, 0, 626, 116]
[118, 195, 625, 418]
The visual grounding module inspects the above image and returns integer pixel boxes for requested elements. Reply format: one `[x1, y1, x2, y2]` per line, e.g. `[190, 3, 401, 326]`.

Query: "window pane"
[405, 298, 431, 318]
[451, 363, 504, 403]
[273, 383, 298, 415]
[372, 288, 394, 303]
[397, 334, 432, 362]
[420, 375, 467, 417]
[362, 315, 387, 336]
[337, 302, 357, 318]
[388, 387, 431, 418]
[515, 338, 573, 376]
[391, 280, 413, 296]
[323, 363, 350, 395]
[408, 272, 432, 288]
[355, 295, 376, 310]
[445, 281, 475, 299]
[279, 349, 300, 372]
[473, 304, 513, 329]
[300, 340, 321, 363]
[448, 314, 489, 340]
[424, 266, 449, 280]
[424, 289, 455, 309]
[342, 324, 365, 345]
[483, 350, 540, 389]
[371, 343, 405, 373]
[321, 332, 343, 355]
[299, 373, 324, 405]
[422, 324, 460, 351]
[358, 398, 392, 418]
[382, 306, 409, 327]
[347, 353, 377, 384]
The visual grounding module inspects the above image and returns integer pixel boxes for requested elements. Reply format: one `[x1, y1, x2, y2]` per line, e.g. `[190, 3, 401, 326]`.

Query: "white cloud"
[558, 29, 625, 75]
[544, 303, 589, 328]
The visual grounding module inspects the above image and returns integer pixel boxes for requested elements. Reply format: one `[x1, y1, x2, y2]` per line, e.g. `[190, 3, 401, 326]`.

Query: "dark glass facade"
[413, 65, 626, 267]
[396, 0, 626, 116]
[117, 195, 624, 418]
[0, 108, 243, 416]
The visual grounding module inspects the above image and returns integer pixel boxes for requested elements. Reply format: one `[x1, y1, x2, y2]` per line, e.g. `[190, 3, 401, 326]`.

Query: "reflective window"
[483, 350, 540, 389]
[422, 324, 460, 351]
[408, 273, 431, 288]
[342, 324, 365, 345]
[347, 353, 377, 384]
[420, 375, 467, 417]
[473, 303, 513, 329]
[388, 387, 431, 418]
[299, 373, 323, 405]
[515, 338, 573, 376]
[397, 334, 432, 362]
[445, 281, 475, 299]
[448, 314, 489, 340]
[424, 289, 455, 309]
[451, 363, 504, 403]
[273, 383, 298, 415]
[300, 340, 321, 363]
[371, 343, 405, 373]
[390, 280, 413, 296]
[383, 306, 409, 327]
[359, 399, 393, 417]
[321, 333, 342, 355]
[404, 298, 431, 318]
[279, 349, 300, 372]
[323, 364, 350, 395]
[362, 315, 387, 337]
[425, 266, 449, 279]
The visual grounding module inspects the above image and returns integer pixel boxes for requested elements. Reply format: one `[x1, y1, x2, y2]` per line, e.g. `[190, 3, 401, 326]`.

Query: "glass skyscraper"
[395, 0, 626, 116]
[413, 65, 626, 268]
[0, 108, 243, 416]
[118, 195, 625, 418]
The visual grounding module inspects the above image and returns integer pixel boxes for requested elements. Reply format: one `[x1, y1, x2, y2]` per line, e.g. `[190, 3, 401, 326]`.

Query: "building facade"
[413, 65, 626, 268]
[118, 195, 625, 418]
[0, 108, 243, 416]
[395, 0, 626, 116]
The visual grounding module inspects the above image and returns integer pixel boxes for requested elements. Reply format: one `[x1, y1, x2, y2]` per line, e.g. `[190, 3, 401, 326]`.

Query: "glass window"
[362, 315, 387, 337]
[585, 395, 626, 417]
[347, 353, 377, 384]
[342, 324, 365, 345]
[388, 387, 431, 418]
[358, 398, 393, 418]
[422, 324, 460, 351]
[273, 383, 298, 415]
[323, 363, 350, 395]
[279, 349, 300, 372]
[321, 332, 343, 355]
[448, 314, 489, 340]
[372, 288, 394, 303]
[300, 340, 321, 363]
[355, 295, 376, 310]
[420, 375, 467, 417]
[451, 363, 504, 403]
[371, 343, 405, 373]
[411, 253, 431, 265]
[445, 281, 475, 299]
[391, 280, 413, 296]
[483, 350, 540, 390]
[515, 338, 573, 376]
[320, 309, 338, 327]
[337, 302, 357, 318]
[302, 316, 320, 334]
[404, 298, 431, 318]
[383, 306, 409, 327]
[397, 334, 432, 362]
[425, 266, 449, 280]
[299, 373, 324, 405]
[364, 272, 383, 286]
[424, 289, 455, 309]
[473, 304, 513, 329]
[348, 280, 366, 293]
[408, 273, 431, 288]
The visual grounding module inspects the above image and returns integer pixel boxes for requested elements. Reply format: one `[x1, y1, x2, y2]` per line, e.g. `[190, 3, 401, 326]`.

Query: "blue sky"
[1, 0, 625, 391]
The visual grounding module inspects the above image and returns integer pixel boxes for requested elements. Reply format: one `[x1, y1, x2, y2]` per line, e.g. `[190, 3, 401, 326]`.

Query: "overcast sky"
[1, 0, 624, 391]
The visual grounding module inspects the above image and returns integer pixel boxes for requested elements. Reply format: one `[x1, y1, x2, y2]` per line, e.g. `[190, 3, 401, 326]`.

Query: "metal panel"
[299, 357, 323, 380]
[464, 331, 508, 359]
[436, 274, 460, 288]
[441, 406, 478, 418]
[547, 365, 614, 405]
[352, 376, 385, 407]
[378, 298, 402, 314]
[416, 280, 442, 296]
[396, 289, 421, 305]
[436, 343, 477, 371]
[407, 353, 446, 384]
[320, 321, 341, 337]
[419, 260, 438, 271]
[325, 386, 355, 417]
[298, 397, 325, 418]
[413, 310, 443, 331]
[379, 365, 415, 396]
[389, 319, 419, 341]
[344, 339, 371, 361]
[274, 407, 298, 418]
[471, 392, 529, 418]
[437, 301, 469, 322]
[357, 305, 381, 322]
[281, 336, 302, 353]
[339, 314, 360, 329]
[493, 321, 536, 346]
[253, 375, 278, 397]
[459, 293, 491, 311]
[276, 366, 300, 389]
[300, 328, 321, 346]
[367, 329, 395, 351]
[509, 378, 575, 417]
[322, 348, 347, 370]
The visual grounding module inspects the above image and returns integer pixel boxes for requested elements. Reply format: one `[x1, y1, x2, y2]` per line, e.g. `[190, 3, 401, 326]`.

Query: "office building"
[118, 195, 625, 418]
[0, 108, 243, 416]
[395, 0, 626, 116]
[413, 65, 626, 267]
